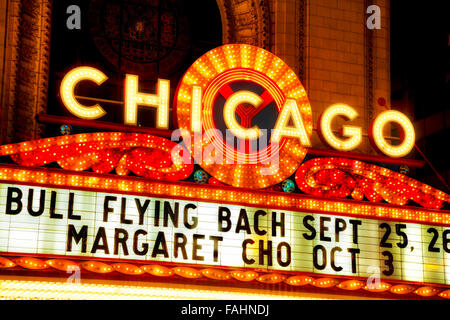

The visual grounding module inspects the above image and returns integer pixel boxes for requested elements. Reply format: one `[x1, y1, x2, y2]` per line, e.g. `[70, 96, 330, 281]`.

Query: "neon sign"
[1, 41, 448, 300]
[59, 44, 415, 188]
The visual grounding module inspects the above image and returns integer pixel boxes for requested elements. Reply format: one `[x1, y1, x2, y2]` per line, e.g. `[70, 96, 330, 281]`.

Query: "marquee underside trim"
[0, 254, 449, 299]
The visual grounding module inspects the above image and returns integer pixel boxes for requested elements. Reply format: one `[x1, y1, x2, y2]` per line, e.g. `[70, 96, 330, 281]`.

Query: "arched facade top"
[0, 0, 52, 143]
[216, 0, 272, 49]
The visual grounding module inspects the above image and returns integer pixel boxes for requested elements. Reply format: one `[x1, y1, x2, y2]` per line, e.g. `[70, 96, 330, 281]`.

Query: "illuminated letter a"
[271, 99, 311, 147]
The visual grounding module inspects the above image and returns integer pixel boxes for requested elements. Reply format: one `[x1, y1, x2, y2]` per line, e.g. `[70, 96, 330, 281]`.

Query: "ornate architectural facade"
[2, 1, 450, 302]
[0, 0, 390, 154]
[0, 0, 52, 143]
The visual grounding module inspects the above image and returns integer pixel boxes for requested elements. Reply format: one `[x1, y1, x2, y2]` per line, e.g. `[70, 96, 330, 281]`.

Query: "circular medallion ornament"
[89, 0, 190, 79]
[175, 44, 313, 189]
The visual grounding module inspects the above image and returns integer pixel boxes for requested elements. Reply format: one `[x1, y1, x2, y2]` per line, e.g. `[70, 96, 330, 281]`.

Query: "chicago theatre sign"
[1, 44, 449, 298]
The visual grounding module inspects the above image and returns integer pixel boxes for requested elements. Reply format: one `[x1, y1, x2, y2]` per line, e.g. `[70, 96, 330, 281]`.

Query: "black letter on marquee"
[114, 228, 129, 256]
[183, 203, 198, 229]
[120, 198, 132, 224]
[49, 191, 63, 219]
[272, 212, 285, 237]
[174, 233, 188, 259]
[349, 220, 362, 244]
[6, 187, 23, 215]
[303, 215, 316, 240]
[164, 201, 179, 227]
[67, 193, 80, 220]
[331, 247, 343, 272]
[218, 207, 232, 232]
[443, 230, 450, 253]
[152, 231, 169, 258]
[277, 242, 291, 267]
[242, 239, 255, 264]
[348, 248, 360, 273]
[235, 209, 251, 234]
[313, 245, 327, 270]
[133, 229, 148, 256]
[335, 218, 346, 242]
[320, 217, 331, 242]
[192, 234, 205, 261]
[92, 227, 109, 254]
[27, 189, 45, 217]
[103, 196, 117, 222]
[259, 240, 273, 266]
[154, 201, 161, 226]
[254, 210, 267, 236]
[209, 235, 223, 262]
[67, 224, 87, 253]
[135, 198, 150, 225]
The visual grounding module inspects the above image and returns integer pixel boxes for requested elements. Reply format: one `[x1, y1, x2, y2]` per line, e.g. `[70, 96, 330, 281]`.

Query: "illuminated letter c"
[223, 91, 263, 140]
[60, 66, 108, 120]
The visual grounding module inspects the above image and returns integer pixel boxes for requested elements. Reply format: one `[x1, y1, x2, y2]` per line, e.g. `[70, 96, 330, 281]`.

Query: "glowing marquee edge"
[0, 164, 449, 226]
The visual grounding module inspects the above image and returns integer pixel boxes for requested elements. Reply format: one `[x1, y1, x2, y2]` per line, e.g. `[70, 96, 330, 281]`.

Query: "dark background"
[47, 0, 222, 134]
[391, 1, 449, 119]
[391, 1, 450, 192]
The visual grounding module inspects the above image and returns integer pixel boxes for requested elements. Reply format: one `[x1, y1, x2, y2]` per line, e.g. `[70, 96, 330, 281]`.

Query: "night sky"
[391, 1, 449, 193]
[390, 1, 449, 119]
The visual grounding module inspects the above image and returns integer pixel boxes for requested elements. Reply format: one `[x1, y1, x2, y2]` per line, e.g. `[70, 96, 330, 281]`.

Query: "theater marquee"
[0, 44, 449, 299]
[1, 181, 449, 287]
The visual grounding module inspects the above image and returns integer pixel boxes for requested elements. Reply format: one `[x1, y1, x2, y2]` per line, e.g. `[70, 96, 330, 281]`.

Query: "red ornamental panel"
[0, 132, 194, 182]
[295, 157, 450, 209]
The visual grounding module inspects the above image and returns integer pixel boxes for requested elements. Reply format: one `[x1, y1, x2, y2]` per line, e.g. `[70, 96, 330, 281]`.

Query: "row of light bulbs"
[1, 256, 448, 298]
